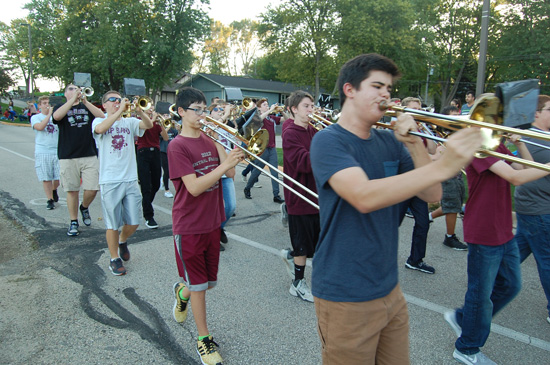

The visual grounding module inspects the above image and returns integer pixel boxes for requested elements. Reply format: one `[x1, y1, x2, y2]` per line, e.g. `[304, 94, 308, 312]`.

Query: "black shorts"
[288, 213, 320, 258]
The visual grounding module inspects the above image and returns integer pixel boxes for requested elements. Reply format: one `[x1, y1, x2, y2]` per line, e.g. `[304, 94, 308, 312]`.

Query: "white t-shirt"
[92, 116, 145, 184]
[31, 113, 59, 155]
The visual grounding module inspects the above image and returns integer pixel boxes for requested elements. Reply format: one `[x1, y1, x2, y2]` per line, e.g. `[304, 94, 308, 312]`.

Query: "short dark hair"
[176, 87, 207, 111]
[102, 90, 121, 104]
[287, 90, 314, 117]
[337, 53, 401, 106]
[466, 90, 475, 98]
[538, 95, 550, 111]
[441, 105, 459, 115]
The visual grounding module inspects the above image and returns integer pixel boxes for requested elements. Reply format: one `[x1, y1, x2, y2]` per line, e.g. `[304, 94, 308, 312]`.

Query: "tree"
[0, 20, 34, 93]
[258, 0, 339, 99]
[0, 65, 15, 95]
[229, 19, 260, 76]
[199, 20, 232, 75]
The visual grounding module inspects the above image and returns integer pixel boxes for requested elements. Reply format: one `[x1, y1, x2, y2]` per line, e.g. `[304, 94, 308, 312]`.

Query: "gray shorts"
[100, 181, 142, 230]
[441, 177, 465, 214]
[35, 153, 60, 181]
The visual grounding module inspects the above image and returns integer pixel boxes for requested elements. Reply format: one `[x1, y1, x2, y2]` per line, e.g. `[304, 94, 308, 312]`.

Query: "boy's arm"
[53, 94, 79, 121]
[137, 108, 154, 130]
[180, 146, 244, 197]
[32, 109, 53, 131]
[94, 99, 129, 134]
[328, 122, 482, 214]
[488, 160, 550, 186]
[83, 98, 105, 118]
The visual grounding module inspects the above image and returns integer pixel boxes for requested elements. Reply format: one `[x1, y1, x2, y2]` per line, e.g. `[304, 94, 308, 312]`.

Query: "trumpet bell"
[83, 87, 94, 98]
[137, 96, 153, 111]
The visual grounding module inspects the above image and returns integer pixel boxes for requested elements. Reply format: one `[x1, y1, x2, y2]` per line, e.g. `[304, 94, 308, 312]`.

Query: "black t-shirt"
[52, 102, 98, 159]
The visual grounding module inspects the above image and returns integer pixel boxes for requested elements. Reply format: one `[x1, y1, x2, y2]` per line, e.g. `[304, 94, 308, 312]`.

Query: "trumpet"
[200, 117, 319, 209]
[157, 115, 175, 129]
[379, 94, 550, 172]
[83, 87, 94, 98]
[122, 95, 153, 118]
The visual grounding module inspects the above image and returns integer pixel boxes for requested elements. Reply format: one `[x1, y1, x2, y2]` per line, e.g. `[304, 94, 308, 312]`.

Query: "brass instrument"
[199, 117, 319, 209]
[83, 87, 94, 98]
[122, 96, 153, 118]
[308, 113, 333, 131]
[379, 94, 550, 172]
[158, 115, 175, 129]
[169, 103, 178, 117]
[242, 97, 254, 110]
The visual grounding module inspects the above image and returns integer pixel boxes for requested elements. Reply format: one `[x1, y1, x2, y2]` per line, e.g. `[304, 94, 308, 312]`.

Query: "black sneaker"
[443, 234, 468, 251]
[273, 195, 285, 204]
[219, 244, 225, 252]
[67, 221, 79, 236]
[145, 218, 159, 229]
[46, 199, 55, 210]
[244, 188, 251, 199]
[52, 189, 59, 202]
[119, 242, 130, 261]
[109, 258, 126, 276]
[405, 259, 435, 274]
[80, 204, 92, 226]
[220, 228, 228, 244]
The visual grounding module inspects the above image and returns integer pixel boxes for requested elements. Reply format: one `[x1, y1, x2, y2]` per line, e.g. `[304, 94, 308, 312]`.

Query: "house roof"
[190, 73, 315, 94]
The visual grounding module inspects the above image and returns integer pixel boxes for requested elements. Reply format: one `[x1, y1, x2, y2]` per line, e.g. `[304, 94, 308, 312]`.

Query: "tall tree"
[200, 20, 232, 75]
[229, 19, 260, 76]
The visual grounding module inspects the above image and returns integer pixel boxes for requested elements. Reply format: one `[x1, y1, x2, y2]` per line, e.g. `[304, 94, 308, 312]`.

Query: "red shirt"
[262, 115, 281, 148]
[282, 122, 319, 215]
[167, 134, 224, 235]
[137, 123, 162, 150]
[463, 144, 514, 246]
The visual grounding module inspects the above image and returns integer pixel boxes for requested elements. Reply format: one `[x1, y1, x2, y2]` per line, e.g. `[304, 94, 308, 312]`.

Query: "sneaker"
[405, 208, 414, 218]
[547, 316, 550, 325]
[219, 244, 225, 252]
[254, 182, 262, 188]
[443, 234, 468, 251]
[289, 279, 314, 302]
[197, 335, 223, 365]
[405, 259, 435, 274]
[67, 221, 80, 236]
[109, 258, 126, 276]
[273, 196, 285, 204]
[280, 249, 295, 280]
[52, 189, 59, 202]
[280, 203, 288, 227]
[220, 228, 228, 244]
[164, 191, 174, 198]
[172, 282, 189, 323]
[46, 199, 55, 210]
[119, 242, 130, 261]
[241, 173, 248, 183]
[453, 349, 496, 365]
[244, 188, 251, 199]
[145, 218, 159, 229]
[444, 310, 462, 337]
[80, 204, 92, 226]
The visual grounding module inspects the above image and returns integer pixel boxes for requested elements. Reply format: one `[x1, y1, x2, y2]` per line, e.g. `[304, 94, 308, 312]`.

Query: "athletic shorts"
[288, 213, 320, 258]
[441, 177, 465, 214]
[100, 181, 142, 230]
[174, 229, 221, 291]
[34, 153, 60, 181]
[59, 156, 99, 192]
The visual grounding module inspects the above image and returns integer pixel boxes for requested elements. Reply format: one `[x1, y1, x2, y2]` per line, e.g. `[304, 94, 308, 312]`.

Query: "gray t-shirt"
[514, 128, 550, 215]
[31, 113, 58, 155]
[92, 117, 145, 184]
[310, 125, 414, 302]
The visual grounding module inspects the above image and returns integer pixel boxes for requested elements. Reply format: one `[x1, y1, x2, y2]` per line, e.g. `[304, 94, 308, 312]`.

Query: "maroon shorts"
[174, 229, 221, 291]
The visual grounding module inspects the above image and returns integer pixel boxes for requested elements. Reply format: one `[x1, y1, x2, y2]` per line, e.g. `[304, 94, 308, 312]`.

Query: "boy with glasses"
[31, 96, 60, 210]
[53, 84, 105, 236]
[92, 92, 153, 275]
[168, 87, 244, 365]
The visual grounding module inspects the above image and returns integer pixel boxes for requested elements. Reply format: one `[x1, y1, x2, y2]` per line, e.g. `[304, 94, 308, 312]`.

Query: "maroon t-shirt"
[463, 143, 514, 246]
[167, 134, 225, 235]
[137, 123, 162, 150]
[262, 115, 281, 148]
[282, 122, 319, 215]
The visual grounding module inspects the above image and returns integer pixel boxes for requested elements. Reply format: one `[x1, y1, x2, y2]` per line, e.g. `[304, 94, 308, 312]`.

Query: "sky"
[1, 0, 275, 91]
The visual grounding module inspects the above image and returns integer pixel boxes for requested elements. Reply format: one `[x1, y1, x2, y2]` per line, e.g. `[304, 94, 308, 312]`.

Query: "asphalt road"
[0, 122, 549, 364]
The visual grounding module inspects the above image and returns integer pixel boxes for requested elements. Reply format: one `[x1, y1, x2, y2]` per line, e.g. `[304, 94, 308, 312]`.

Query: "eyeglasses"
[212, 107, 224, 112]
[540, 108, 550, 112]
[67, 87, 78, 91]
[106, 97, 122, 103]
[185, 107, 208, 116]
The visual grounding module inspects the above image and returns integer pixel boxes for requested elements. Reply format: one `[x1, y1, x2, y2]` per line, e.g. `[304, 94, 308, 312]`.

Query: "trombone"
[379, 95, 550, 172]
[308, 113, 333, 131]
[200, 117, 320, 210]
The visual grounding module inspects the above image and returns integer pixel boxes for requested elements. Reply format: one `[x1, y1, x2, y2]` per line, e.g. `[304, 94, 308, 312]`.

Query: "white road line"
[227, 231, 550, 353]
[0, 146, 35, 162]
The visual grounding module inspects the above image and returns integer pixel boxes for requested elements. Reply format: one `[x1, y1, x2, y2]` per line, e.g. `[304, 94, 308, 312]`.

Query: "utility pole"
[476, 0, 490, 97]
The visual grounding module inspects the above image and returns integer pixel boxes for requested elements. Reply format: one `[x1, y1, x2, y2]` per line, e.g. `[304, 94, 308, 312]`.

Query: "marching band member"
[310, 53, 482, 364]
[168, 87, 244, 365]
[280, 90, 319, 303]
[92, 91, 153, 276]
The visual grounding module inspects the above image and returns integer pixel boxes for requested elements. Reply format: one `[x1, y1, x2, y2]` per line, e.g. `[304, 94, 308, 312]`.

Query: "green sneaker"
[172, 282, 188, 323]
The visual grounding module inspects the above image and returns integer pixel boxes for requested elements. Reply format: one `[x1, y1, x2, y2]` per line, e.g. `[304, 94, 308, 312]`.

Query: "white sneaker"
[444, 310, 462, 337]
[254, 182, 262, 188]
[453, 349, 496, 365]
[289, 279, 314, 302]
[547, 316, 550, 324]
[280, 249, 294, 280]
[164, 191, 174, 198]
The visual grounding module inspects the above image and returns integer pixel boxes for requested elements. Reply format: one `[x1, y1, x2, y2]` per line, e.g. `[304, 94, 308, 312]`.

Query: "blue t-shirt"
[310, 124, 414, 302]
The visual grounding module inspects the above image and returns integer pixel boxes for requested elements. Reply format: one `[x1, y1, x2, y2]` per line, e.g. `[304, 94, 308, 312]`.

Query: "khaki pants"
[314, 284, 410, 365]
